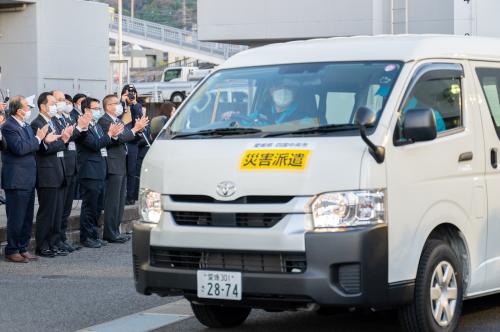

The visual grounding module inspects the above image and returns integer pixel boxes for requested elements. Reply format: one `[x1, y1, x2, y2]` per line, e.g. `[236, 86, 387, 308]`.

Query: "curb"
[0, 205, 139, 255]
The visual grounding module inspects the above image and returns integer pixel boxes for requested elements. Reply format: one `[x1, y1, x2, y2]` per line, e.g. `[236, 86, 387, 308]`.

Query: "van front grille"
[170, 195, 294, 204]
[171, 211, 285, 228]
[150, 247, 307, 273]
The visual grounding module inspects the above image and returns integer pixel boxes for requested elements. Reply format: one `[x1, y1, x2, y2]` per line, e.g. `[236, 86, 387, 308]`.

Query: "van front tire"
[399, 240, 463, 332]
[191, 303, 251, 328]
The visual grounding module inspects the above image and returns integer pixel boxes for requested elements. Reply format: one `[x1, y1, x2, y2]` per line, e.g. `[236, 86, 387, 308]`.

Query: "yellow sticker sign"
[240, 149, 311, 171]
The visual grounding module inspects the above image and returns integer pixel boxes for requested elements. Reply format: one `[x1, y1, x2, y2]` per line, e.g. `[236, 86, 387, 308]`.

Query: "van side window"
[396, 76, 463, 141]
[476, 68, 500, 139]
[324, 84, 384, 125]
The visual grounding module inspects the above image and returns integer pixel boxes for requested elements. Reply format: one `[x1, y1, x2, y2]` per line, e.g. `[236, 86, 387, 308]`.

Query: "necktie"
[92, 124, 101, 138]
[48, 119, 56, 133]
[60, 116, 67, 127]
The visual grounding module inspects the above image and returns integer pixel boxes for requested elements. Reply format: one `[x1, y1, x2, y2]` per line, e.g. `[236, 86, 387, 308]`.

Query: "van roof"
[221, 34, 500, 69]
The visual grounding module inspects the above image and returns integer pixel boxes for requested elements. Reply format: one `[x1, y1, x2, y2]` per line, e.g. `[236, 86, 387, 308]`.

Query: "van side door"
[472, 62, 500, 291]
[385, 61, 487, 294]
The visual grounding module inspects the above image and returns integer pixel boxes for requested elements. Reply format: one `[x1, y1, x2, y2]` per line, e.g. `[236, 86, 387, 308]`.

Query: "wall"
[36, 0, 109, 100]
[0, 3, 38, 97]
[198, 0, 500, 46]
[475, 0, 500, 37]
[198, 0, 391, 45]
[407, 0, 454, 34]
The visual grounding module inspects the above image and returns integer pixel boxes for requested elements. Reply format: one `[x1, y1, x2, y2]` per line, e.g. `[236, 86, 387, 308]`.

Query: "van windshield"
[164, 61, 402, 138]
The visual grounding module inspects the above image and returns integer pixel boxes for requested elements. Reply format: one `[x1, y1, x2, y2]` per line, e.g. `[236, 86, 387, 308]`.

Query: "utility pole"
[131, 0, 135, 19]
[182, 0, 187, 29]
[118, 0, 123, 88]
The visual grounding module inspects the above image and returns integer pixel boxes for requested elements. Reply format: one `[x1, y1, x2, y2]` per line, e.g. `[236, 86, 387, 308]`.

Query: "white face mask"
[115, 103, 124, 117]
[76, 104, 82, 113]
[23, 110, 32, 122]
[48, 105, 58, 118]
[64, 104, 73, 114]
[56, 101, 66, 113]
[272, 88, 294, 108]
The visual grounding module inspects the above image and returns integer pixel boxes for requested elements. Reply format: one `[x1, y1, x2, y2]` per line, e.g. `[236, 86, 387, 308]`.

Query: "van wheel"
[191, 303, 251, 328]
[171, 92, 185, 103]
[399, 240, 463, 332]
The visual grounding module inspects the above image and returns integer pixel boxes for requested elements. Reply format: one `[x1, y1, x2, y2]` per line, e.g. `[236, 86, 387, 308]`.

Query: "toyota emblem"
[216, 181, 236, 198]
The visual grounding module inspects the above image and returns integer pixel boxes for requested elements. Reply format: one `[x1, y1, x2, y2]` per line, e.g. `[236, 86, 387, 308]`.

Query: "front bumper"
[132, 223, 414, 309]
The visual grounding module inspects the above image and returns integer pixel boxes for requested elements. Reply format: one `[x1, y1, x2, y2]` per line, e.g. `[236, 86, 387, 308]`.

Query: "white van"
[133, 35, 500, 331]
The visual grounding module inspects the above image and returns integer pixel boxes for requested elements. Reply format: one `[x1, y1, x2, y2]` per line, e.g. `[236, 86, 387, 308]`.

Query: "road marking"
[77, 299, 192, 332]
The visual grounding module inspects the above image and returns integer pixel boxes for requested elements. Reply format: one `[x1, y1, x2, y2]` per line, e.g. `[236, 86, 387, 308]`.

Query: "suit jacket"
[53, 115, 81, 177]
[30, 114, 66, 188]
[75, 122, 112, 181]
[1, 116, 39, 190]
[70, 108, 82, 124]
[98, 113, 135, 176]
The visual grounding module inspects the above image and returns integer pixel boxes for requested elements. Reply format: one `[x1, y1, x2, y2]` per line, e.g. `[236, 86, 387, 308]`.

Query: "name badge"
[68, 142, 76, 151]
[100, 148, 108, 157]
[57, 151, 64, 158]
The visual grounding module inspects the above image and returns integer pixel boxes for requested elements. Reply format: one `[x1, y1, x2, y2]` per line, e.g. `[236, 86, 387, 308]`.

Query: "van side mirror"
[354, 107, 384, 164]
[354, 106, 376, 127]
[402, 108, 437, 143]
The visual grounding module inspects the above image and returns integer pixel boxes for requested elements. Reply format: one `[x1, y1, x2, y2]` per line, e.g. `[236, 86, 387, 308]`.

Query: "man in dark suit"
[99, 95, 148, 243]
[75, 97, 123, 248]
[52, 90, 90, 252]
[70, 93, 86, 124]
[1, 96, 58, 262]
[31, 92, 74, 257]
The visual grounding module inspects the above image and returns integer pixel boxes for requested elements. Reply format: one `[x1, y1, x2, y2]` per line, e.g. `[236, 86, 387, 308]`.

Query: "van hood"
[141, 137, 368, 199]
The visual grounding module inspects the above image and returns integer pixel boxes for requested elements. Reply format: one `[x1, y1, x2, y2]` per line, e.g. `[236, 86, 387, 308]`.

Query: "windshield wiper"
[171, 127, 262, 139]
[264, 124, 360, 137]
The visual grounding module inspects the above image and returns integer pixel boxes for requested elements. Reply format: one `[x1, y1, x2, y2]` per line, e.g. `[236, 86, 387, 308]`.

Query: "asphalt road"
[158, 294, 500, 332]
[2, 240, 500, 332]
[0, 240, 171, 332]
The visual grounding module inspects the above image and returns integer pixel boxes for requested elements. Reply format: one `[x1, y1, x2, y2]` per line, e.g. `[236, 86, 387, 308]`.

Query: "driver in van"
[221, 79, 308, 126]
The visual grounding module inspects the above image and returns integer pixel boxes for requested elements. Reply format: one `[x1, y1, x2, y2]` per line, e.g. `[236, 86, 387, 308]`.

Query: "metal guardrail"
[109, 14, 247, 60]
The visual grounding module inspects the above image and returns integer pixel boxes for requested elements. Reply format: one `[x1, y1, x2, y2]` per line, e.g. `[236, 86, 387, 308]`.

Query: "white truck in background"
[133, 66, 214, 103]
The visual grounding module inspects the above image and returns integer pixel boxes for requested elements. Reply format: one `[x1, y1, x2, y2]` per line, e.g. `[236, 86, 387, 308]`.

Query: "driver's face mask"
[272, 88, 294, 108]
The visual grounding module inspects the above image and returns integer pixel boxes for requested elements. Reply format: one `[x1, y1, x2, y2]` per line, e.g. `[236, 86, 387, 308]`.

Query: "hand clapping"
[132, 115, 149, 133]
[108, 122, 124, 138]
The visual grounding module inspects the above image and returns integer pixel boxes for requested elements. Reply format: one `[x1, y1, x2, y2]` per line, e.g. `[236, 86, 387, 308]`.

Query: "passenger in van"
[404, 96, 446, 132]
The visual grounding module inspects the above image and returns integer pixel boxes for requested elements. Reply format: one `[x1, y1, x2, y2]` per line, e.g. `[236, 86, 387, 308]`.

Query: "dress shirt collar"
[40, 113, 51, 124]
[12, 115, 25, 127]
[106, 112, 118, 123]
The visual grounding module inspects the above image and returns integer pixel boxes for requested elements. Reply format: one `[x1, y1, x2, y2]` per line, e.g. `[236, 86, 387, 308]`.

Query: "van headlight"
[308, 190, 385, 231]
[139, 189, 162, 224]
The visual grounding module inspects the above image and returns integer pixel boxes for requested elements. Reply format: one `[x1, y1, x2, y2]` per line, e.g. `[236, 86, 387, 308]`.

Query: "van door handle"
[458, 152, 473, 162]
[492, 148, 498, 169]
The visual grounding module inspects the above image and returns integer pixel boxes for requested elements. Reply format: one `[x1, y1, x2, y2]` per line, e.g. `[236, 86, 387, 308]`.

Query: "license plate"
[197, 270, 242, 301]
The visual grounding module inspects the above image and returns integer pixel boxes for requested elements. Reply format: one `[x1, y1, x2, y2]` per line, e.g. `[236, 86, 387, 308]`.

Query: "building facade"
[198, 0, 500, 46]
[0, 0, 109, 100]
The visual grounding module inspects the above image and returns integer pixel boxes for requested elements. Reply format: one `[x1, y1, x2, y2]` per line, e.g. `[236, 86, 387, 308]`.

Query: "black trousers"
[35, 186, 65, 251]
[60, 175, 77, 242]
[79, 179, 104, 242]
[126, 143, 139, 201]
[103, 174, 127, 240]
[4, 189, 35, 255]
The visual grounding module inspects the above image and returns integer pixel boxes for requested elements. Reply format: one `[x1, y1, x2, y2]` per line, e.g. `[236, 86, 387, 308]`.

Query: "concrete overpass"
[109, 14, 247, 65]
